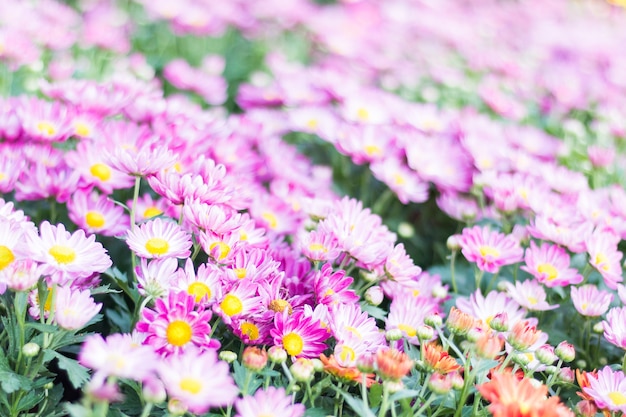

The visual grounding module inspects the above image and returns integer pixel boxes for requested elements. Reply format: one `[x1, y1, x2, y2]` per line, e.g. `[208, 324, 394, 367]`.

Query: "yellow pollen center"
[240, 322, 260, 341]
[364, 144, 381, 157]
[0, 173, 6, 181]
[393, 173, 406, 186]
[143, 207, 163, 219]
[307, 119, 318, 130]
[0, 245, 15, 270]
[179, 377, 202, 395]
[412, 289, 421, 297]
[339, 345, 356, 363]
[308, 243, 328, 253]
[49, 245, 76, 264]
[479, 246, 500, 258]
[187, 282, 211, 303]
[269, 299, 293, 315]
[357, 107, 370, 121]
[234, 268, 247, 279]
[209, 241, 231, 261]
[397, 324, 417, 338]
[537, 263, 558, 280]
[85, 211, 105, 229]
[74, 122, 91, 137]
[145, 238, 169, 256]
[220, 294, 243, 316]
[282, 332, 304, 356]
[581, 302, 588, 311]
[90, 163, 112, 181]
[527, 297, 538, 305]
[261, 212, 278, 229]
[36, 121, 56, 136]
[166, 320, 193, 346]
[240, 231, 248, 241]
[608, 391, 626, 406]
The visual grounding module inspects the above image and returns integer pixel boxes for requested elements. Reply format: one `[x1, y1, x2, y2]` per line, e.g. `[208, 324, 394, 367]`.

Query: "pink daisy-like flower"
[126, 218, 192, 259]
[137, 290, 218, 355]
[29, 221, 112, 284]
[54, 286, 102, 331]
[571, 285, 613, 317]
[583, 366, 626, 414]
[520, 241, 582, 287]
[384, 243, 422, 283]
[235, 387, 305, 417]
[135, 258, 178, 299]
[0, 219, 34, 272]
[106, 142, 177, 177]
[214, 279, 263, 325]
[457, 225, 523, 273]
[586, 231, 623, 289]
[298, 230, 340, 262]
[330, 302, 386, 351]
[313, 263, 359, 307]
[0, 259, 41, 292]
[158, 347, 239, 414]
[386, 293, 440, 345]
[272, 310, 330, 359]
[79, 333, 157, 380]
[602, 306, 626, 350]
[172, 259, 222, 306]
[129, 193, 172, 223]
[68, 191, 129, 236]
[457, 289, 527, 329]
[503, 280, 559, 311]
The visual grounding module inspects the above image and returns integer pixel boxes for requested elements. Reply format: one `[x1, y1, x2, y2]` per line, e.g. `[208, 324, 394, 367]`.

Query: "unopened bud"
[432, 285, 448, 299]
[142, 377, 166, 404]
[168, 399, 187, 416]
[592, 322, 605, 334]
[383, 380, 404, 394]
[559, 367, 574, 384]
[576, 400, 598, 417]
[489, 312, 509, 332]
[311, 358, 324, 373]
[424, 314, 442, 328]
[535, 344, 557, 366]
[357, 354, 375, 373]
[22, 342, 40, 357]
[555, 341, 575, 362]
[386, 328, 403, 341]
[291, 358, 315, 382]
[427, 373, 452, 395]
[450, 372, 464, 390]
[417, 325, 434, 342]
[361, 271, 380, 283]
[365, 286, 384, 306]
[219, 350, 237, 364]
[513, 352, 531, 366]
[242, 347, 268, 372]
[397, 222, 415, 238]
[268, 346, 288, 364]
[446, 235, 460, 252]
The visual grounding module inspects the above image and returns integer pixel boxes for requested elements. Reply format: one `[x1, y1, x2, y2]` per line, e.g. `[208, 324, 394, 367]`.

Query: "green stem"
[450, 251, 458, 294]
[335, 381, 344, 417]
[453, 366, 476, 417]
[139, 403, 153, 417]
[130, 176, 142, 282]
[378, 382, 390, 417]
[475, 268, 485, 292]
[413, 395, 437, 416]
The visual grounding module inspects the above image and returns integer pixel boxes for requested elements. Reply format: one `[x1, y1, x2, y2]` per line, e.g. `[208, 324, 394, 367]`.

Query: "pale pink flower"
[235, 387, 305, 417]
[602, 306, 626, 350]
[583, 366, 626, 414]
[521, 241, 582, 287]
[67, 191, 129, 236]
[503, 280, 559, 311]
[126, 218, 192, 259]
[457, 226, 523, 273]
[586, 230, 623, 289]
[571, 285, 613, 317]
[457, 289, 527, 329]
[54, 286, 102, 330]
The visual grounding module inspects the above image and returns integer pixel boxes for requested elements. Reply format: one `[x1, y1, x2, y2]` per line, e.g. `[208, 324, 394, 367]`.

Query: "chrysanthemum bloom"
[374, 348, 413, 381]
[383, 243, 422, 283]
[474, 332, 504, 360]
[271, 310, 329, 359]
[446, 306, 476, 335]
[457, 290, 527, 330]
[126, 218, 192, 259]
[18, 97, 73, 142]
[68, 191, 129, 236]
[29, 221, 112, 284]
[105, 143, 177, 177]
[135, 257, 178, 299]
[129, 193, 171, 223]
[313, 263, 359, 307]
[507, 320, 543, 352]
[222, 247, 280, 283]
[1, 259, 41, 292]
[582, 366, 626, 414]
[0, 219, 33, 273]
[422, 343, 462, 374]
[172, 259, 221, 306]
[602, 306, 626, 350]
[477, 370, 573, 417]
[136, 291, 219, 355]
[503, 280, 559, 311]
[158, 347, 238, 415]
[457, 226, 523, 273]
[571, 285, 613, 317]
[54, 285, 102, 330]
[298, 230, 341, 262]
[520, 241, 582, 287]
[385, 293, 439, 345]
[586, 231, 623, 289]
[330, 302, 386, 354]
[79, 333, 157, 380]
[242, 346, 268, 371]
[214, 280, 262, 325]
[319, 354, 376, 387]
[182, 199, 242, 235]
[370, 156, 430, 204]
[235, 387, 304, 417]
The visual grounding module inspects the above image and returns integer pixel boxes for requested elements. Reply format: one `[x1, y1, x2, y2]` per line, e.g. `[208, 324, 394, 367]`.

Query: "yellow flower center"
[261, 212, 278, 229]
[269, 299, 293, 315]
[479, 246, 500, 258]
[220, 294, 243, 316]
[179, 377, 202, 394]
[90, 163, 112, 181]
[283, 332, 304, 356]
[397, 323, 417, 338]
[357, 107, 369, 121]
[234, 267, 247, 279]
[609, 391, 626, 406]
[306, 119, 318, 130]
[36, 121, 56, 136]
[85, 211, 106, 229]
[595, 253, 610, 271]
[537, 263, 558, 281]
[393, 173, 406, 186]
[364, 144, 381, 157]
[166, 320, 192, 346]
[0, 245, 15, 270]
[209, 241, 231, 261]
[339, 345, 356, 363]
[308, 243, 327, 253]
[145, 238, 169, 256]
[49, 245, 76, 264]
[240, 322, 260, 341]
[345, 326, 362, 339]
[527, 296, 538, 305]
[74, 122, 91, 137]
[187, 282, 211, 303]
[143, 207, 163, 219]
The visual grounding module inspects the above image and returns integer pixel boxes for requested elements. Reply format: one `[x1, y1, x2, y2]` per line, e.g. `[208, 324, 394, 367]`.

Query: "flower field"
[2, 0, 626, 416]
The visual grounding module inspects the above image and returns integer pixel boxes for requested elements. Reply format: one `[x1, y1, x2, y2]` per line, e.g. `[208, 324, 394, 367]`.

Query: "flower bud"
[496, 281, 509, 292]
[466, 327, 484, 343]
[512, 352, 531, 366]
[397, 222, 415, 238]
[450, 372, 464, 390]
[544, 365, 558, 375]
[488, 312, 509, 332]
[432, 285, 448, 300]
[592, 322, 605, 334]
[446, 235, 460, 252]
[417, 325, 434, 342]
[168, 398, 188, 416]
[290, 358, 315, 382]
[555, 341, 575, 362]
[44, 382, 54, 390]
[22, 342, 40, 357]
[383, 380, 404, 394]
[142, 377, 166, 404]
[424, 314, 442, 328]
[361, 271, 380, 283]
[559, 367, 574, 384]
[311, 358, 324, 373]
[576, 400, 598, 417]
[243, 347, 268, 372]
[365, 286, 384, 306]
[219, 350, 238, 364]
[446, 307, 475, 336]
[386, 328, 403, 341]
[268, 346, 287, 364]
[535, 344, 557, 365]
[427, 373, 452, 395]
[356, 354, 375, 373]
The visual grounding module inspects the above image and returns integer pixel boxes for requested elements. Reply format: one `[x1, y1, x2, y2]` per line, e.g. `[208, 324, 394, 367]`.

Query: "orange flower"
[423, 343, 461, 374]
[474, 332, 504, 360]
[477, 370, 574, 417]
[507, 320, 542, 351]
[446, 307, 476, 335]
[575, 369, 597, 402]
[375, 348, 413, 381]
[320, 354, 376, 387]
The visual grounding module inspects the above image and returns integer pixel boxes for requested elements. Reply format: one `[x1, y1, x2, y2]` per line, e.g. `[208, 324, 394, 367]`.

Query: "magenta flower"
[571, 285, 613, 317]
[235, 387, 305, 417]
[136, 291, 219, 355]
[583, 366, 626, 414]
[158, 347, 239, 414]
[602, 306, 626, 351]
[521, 241, 582, 287]
[313, 263, 359, 307]
[271, 310, 329, 359]
[457, 226, 523, 273]
[126, 218, 192, 259]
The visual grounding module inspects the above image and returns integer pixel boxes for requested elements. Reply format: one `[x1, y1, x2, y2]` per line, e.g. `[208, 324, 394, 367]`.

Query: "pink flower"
[571, 285, 613, 317]
[271, 310, 329, 359]
[158, 347, 239, 414]
[126, 218, 192, 259]
[385, 293, 440, 345]
[383, 243, 422, 283]
[135, 258, 178, 299]
[457, 226, 523, 273]
[503, 280, 559, 311]
[586, 231, 623, 289]
[106, 143, 177, 177]
[602, 306, 626, 350]
[68, 191, 129, 236]
[214, 279, 263, 325]
[54, 286, 102, 330]
[313, 263, 359, 307]
[521, 241, 582, 287]
[235, 387, 305, 417]
[457, 289, 527, 330]
[583, 366, 626, 414]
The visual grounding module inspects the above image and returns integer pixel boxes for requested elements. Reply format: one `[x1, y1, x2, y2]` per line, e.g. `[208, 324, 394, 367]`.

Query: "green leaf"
[390, 389, 422, 402]
[43, 350, 89, 389]
[339, 391, 377, 417]
[25, 322, 60, 333]
[65, 403, 90, 417]
[15, 390, 44, 413]
[90, 284, 121, 295]
[360, 302, 387, 321]
[304, 408, 331, 417]
[368, 383, 383, 408]
[0, 371, 32, 393]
